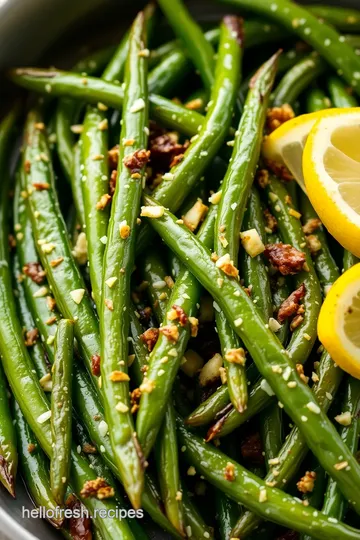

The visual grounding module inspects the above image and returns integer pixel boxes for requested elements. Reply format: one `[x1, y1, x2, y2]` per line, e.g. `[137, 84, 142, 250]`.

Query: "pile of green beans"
[2, 1, 360, 538]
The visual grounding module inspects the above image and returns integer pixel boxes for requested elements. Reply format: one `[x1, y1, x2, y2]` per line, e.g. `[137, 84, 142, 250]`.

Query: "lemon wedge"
[318, 263, 360, 379]
[303, 109, 360, 257]
[262, 110, 338, 191]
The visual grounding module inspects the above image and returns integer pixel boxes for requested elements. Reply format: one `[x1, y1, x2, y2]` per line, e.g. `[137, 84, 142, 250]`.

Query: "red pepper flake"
[264, 243, 306, 275]
[23, 262, 46, 284]
[91, 354, 101, 376]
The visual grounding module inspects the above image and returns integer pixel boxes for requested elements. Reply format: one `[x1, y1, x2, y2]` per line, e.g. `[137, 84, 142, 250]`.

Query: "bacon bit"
[266, 104, 295, 133]
[185, 98, 203, 111]
[80, 478, 114, 500]
[25, 328, 39, 347]
[50, 256, 64, 268]
[45, 316, 57, 326]
[215, 253, 239, 278]
[265, 159, 294, 182]
[159, 325, 179, 342]
[91, 354, 101, 376]
[130, 387, 141, 414]
[171, 305, 188, 326]
[170, 153, 184, 168]
[241, 432, 264, 465]
[225, 348, 246, 366]
[189, 317, 199, 337]
[108, 145, 119, 170]
[24, 160, 31, 173]
[182, 200, 208, 232]
[263, 208, 278, 232]
[33, 182, 50, 191]
[278, 283, 306, 323]
[224, 461, 236, 481]
[257, 168, 270, 188]
[96, 193, 111, 211]
[149, 127, 189, 172]
[65, 495, 92, 540]
[264, 243, 306, 275]
[104, 299, 114, 311]
[109, 371, 130, 382]
[297, 471, 316, 493]
[82, 443, 97, 454]
[23, 262, 46, 284]
[306, 234, 322, 255]
[140, 327, 159, 351]
[28, 443, 36, 453]
[296, 363, 309, 384]
[123, 149, 150, 175]
[303, 218, 322, 235]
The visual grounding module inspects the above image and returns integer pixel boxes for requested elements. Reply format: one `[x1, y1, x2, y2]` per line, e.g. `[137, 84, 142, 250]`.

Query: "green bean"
[69, 141, 85, 227]
[50, 319, 74, 504]
[260, 403, 283, 472]
[9, 68, 204, 137]
[240, 188, 273, 322]
[55, 47, 116, 223]
[216, 0, 360, 97]
[155, 403, 184, 535]
[13, 175, 59, 360]
[322, 377, 360, 521]
[208, 175, 322, 439]
[13, 254, 49, 379]
[99, 12, 149, 509]
[157, 0, 215, 91]
[12, 400, 63, 527]
[181, 486, 214, 539]
[79, 105, 109, 308]
[148, 48, 192, 97]
[300, 190, 340, 294]
[344, 251, 360, 271]
[216, 54, 278, 263]
[215, 490, 239, 540]
[142, 194, 360, 512]
[328, 75, 358, 108]
[136, 206, 217, 457]
[80, 3, 156, 310]
[142, 249, 172, 322]
[21, 109, 100, 386]
[308, 5, 360, 33]
[0, 364, 17, 497]
[272, 54, 327, 107]
[306, 88, 332, 113]
[185, 358, 260, 427]
[176, 416, 360, 540]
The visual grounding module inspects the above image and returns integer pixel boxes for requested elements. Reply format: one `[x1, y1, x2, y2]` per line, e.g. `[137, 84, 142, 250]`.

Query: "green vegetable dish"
[2, 0, 360, 538]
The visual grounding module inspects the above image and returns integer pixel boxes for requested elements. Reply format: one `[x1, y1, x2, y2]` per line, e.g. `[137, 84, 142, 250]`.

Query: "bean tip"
[223, 15, 245, 47]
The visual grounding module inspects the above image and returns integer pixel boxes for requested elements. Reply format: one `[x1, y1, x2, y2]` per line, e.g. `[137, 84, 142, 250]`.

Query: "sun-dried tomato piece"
[264, 243, 305, 275]
[23, 262, 46, 284]
[278, 283, 306, 323]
